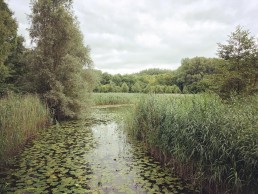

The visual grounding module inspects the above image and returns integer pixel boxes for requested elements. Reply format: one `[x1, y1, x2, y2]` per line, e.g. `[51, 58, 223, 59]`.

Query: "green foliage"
[94, 70, 183, 94]
[176, 57, 222, 93]
[0, 0, 19, 95]
[137, 68, 174, 75]
[126, 94, 258, 193]
[0, 94, 50, 165]
[217, 26, 258, 97]
[131, 82, 142, 93]
[121, 82, 129, 93]
[164, 85, 181, 93]
[28, 0, 94, 120]
[93, 93, 142, 105]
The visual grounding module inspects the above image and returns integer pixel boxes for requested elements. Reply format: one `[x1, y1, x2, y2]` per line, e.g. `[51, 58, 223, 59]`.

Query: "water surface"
[1, 107, 197, 193]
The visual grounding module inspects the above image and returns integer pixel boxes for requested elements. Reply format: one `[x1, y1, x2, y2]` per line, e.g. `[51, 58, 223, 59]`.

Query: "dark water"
[1, 107, 197, 193]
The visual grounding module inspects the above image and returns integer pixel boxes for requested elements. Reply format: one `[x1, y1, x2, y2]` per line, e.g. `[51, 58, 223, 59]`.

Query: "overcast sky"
[6, 0, 258, 74]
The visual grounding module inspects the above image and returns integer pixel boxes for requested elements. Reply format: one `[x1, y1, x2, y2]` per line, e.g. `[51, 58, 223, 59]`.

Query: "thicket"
[0, 94, 50, 165]
[126, 94, 258, 193]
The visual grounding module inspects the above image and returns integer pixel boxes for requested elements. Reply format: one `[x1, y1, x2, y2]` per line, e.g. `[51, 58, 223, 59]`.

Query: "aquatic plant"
[126, 94, 258, 193]
[1, 109, 197, 193]
[0, 94, 50, 165]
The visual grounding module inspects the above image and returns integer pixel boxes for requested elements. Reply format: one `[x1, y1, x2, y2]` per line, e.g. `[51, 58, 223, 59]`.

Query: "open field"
[126, 94, 258, 193]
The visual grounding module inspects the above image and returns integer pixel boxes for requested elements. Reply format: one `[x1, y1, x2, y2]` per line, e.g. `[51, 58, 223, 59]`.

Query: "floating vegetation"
[1, 107, 197, 193]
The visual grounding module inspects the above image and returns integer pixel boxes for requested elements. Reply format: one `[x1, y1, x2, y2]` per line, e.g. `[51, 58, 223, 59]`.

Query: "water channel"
[1, 106, 197, 193]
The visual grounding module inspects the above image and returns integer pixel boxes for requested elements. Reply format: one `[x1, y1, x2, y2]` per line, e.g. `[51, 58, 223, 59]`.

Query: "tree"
[5, 36, 27, 92]
[131, 82, 142, 93]
[29, 0, 93, 120]
[101, 72, 112, 85]
[175, 57, 219, 93]
[121, 82, 129, 93]
[217, 26, 258, 96]
[0, 0, 18, 95]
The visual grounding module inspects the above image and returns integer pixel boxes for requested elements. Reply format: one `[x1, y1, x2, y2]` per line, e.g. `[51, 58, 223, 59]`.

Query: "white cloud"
[135, 33, 162, 48]
[7, 0, 258, 74]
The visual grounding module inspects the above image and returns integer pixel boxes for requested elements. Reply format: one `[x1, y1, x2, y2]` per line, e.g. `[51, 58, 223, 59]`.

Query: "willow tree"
[29, 0, 93, 120]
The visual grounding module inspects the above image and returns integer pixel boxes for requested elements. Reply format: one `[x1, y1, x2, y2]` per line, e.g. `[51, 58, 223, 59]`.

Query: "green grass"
[0, 94, 50, 165]
[92, 93, 184, 106]
[126, 94, 258, 193]
[92, 93, 143, 105]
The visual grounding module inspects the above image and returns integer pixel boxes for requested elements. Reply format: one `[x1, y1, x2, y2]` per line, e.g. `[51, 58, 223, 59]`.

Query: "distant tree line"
[0, 0, 95, 120]
[94, 26, 258, 98]
[1, 0, 257, 120]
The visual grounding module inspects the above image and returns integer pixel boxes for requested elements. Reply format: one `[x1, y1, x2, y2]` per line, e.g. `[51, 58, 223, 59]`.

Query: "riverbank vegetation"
[126, 94, 258, 193]
[0, 94, 50, 165]
[0, 0, 94, 165]
[92, 92, 184, 106]
[93, 93, 143, 105]
[101, 27, 258, 192]
[1, 0, 258, 192]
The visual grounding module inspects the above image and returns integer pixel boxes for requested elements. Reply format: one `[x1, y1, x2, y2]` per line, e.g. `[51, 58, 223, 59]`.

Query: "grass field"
[126, 94, 258, 193]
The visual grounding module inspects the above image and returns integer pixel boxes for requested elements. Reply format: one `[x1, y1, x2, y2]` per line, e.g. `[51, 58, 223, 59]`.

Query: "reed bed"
[126, 94, 258, 193]
[0, 94, 50, 165]
[92, 93, 143, 105]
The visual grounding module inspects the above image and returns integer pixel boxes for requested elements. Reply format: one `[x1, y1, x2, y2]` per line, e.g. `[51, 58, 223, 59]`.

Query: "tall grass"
[92, 93, 184, 106]
[0, 94, 50, 165]
[92, 93, 143, 105]
[126, 94, 258, 193]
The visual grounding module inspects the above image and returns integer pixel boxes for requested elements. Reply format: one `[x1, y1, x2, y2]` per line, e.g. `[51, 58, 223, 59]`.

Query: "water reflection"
[85, 107, 196, 193]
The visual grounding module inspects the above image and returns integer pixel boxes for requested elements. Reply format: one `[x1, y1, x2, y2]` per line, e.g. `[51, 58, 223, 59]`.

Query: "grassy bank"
[0, 94, 50, 165]
[126, 94, 258, 193]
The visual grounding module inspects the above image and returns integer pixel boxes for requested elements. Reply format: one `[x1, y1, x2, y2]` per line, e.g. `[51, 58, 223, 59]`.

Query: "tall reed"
[126, 94, 258, 193]
[93, 93, 142, 105]
[0, 94, 50, 165]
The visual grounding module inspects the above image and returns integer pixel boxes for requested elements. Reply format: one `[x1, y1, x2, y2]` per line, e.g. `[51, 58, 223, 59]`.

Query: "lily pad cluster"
[1, 107, 197, 193]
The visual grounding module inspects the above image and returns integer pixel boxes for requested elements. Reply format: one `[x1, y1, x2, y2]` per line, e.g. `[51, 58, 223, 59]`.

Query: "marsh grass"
[92, 93, 143, 105]
[92, 93, 184, 106]
[0, 94, 50, 165]
[126, 94, 258, 193]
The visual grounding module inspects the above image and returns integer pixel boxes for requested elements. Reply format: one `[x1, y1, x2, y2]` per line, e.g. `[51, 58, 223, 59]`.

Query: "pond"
[1, 106, 197, 193]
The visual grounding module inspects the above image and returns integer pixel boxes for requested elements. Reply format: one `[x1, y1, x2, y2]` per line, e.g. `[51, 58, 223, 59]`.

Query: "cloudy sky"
[6, 0, 258, 74]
